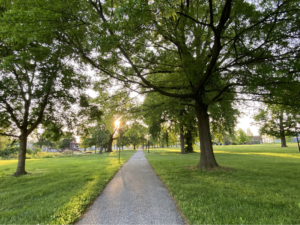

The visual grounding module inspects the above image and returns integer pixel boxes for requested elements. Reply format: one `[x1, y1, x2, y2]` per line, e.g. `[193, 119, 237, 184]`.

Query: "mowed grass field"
[145, 144, 300, 224]
[0, 150, 135, 224]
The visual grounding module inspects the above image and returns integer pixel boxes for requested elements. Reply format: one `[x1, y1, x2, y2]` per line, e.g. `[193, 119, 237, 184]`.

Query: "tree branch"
[0, 132, 19, 138]
[176, 12, 211, 27]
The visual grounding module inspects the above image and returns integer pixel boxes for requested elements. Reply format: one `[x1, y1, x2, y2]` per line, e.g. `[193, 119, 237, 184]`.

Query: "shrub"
[34, 148, 42, 154]
[43, 154, 54, 158]
[61, 150, 73, 155]
[26, 148, 33, 155]
[0, 147, 19, 159]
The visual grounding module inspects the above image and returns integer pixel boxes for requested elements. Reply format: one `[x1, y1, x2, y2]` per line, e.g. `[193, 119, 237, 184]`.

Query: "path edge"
[143, 150, 189, 225]
[74, 150, 136, 224]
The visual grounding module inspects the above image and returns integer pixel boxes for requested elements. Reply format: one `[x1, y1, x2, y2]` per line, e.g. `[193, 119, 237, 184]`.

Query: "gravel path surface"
[76, 150, 184, 225]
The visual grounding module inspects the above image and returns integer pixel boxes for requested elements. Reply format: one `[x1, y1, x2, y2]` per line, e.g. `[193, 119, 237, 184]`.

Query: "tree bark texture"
[14, 134, 28, 176]
[180, 125, 185, 154]
[195, 101, 219, 169]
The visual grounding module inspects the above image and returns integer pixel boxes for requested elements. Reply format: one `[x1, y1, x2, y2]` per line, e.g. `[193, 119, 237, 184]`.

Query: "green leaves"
[253, 104, 300, 139]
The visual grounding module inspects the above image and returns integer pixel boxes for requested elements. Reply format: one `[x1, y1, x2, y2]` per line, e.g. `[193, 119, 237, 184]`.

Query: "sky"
[236, 115, 260, 136]
[234, 101, 262, 136]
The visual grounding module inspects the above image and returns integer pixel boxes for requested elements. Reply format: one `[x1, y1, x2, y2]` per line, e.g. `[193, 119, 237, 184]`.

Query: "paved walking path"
[76, 150, 184, 224]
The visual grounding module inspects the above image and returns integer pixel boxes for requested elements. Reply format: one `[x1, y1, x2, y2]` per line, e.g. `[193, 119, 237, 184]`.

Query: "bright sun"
[115, 120, 120, 126]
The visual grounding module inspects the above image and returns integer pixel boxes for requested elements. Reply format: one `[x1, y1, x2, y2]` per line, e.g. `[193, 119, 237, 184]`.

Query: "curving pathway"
[76, 150, 184, 225]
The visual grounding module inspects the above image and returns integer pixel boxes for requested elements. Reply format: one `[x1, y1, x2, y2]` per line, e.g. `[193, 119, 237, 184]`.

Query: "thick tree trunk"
[280, 135, 287, 147]
[195, 101, 219, 169]
[133, 144, 136, 150]
[14, 134, 28, 176]
[99, 140, 103, 154]
[180, 125, 185, 154]
[279, 114, 288, 147]
[107, 138, 113, 152]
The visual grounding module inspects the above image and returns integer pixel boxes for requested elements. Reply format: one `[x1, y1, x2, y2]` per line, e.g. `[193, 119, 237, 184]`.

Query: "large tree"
[3, 0, 300, 169]
[69, 0, 300, 168]
[0, 40, 88, 176]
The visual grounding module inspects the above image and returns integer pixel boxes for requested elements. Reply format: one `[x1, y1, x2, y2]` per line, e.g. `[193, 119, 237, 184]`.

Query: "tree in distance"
[144, 97, 198, 153]
[142, 91, 238, 153]
[246, 128, 254, 145]
[87, 85, 136, 152]
[124, 121, 147, 150]
[76, 94, 107, 153]
[236, 128, 248, 145]
[254, 104, 300, 148]
[58, 132, 76, 150]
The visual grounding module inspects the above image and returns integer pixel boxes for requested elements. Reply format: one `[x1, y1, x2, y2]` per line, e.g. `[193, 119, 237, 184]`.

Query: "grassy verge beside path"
[0, 150, 135, 224]
[145, 144, 300, 224]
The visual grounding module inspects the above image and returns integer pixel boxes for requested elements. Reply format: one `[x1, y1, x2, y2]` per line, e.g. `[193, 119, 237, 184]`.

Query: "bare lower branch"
[0, 132, 19, 138]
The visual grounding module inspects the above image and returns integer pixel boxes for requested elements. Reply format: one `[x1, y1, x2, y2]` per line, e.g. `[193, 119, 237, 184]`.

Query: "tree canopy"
[1, 0, 300, 171]
[0, 27, 88, 175]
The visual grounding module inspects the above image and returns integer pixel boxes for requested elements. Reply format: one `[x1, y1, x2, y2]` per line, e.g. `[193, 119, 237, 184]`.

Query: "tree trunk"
[185, 128, 194, 153]
[107, 138, 113, 152]
[99, 140, 103, 154]
[180, 125, 185, 154]
[195, 101, 219, 169]
[134, 144, 136, 150]
[296, 132, 300, 153]
[14, 133, 28, 176]
[280, 135, 287, 147]
[279, 114, 288, 147]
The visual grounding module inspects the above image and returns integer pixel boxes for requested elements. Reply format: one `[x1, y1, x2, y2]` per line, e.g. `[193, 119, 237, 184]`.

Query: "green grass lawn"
[0, 150, 135, 224]
[145, 144, 300, 224]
